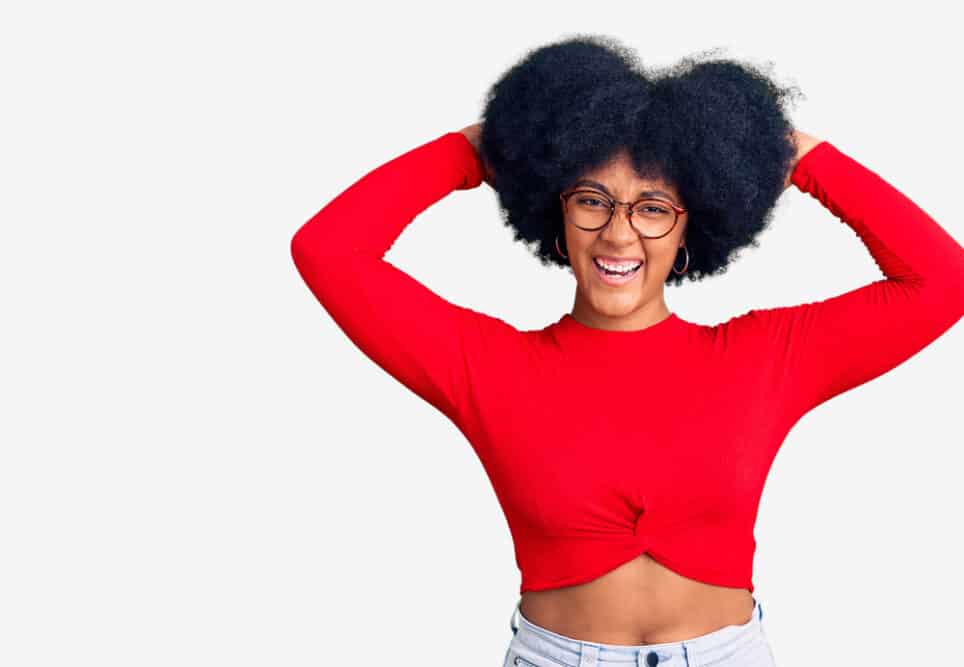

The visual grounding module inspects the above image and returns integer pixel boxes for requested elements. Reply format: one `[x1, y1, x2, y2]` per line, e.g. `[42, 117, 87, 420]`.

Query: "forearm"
[763, 139, 963, 413]
[289, 132, 488, 423]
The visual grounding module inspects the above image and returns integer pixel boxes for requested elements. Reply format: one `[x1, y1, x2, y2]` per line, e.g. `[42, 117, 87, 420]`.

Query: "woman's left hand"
[784, 129, 824, 190]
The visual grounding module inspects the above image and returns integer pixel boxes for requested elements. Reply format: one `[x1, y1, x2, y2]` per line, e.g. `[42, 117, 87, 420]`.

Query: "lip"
[594, 255, 644, 263]
[592, 257, 643, 286]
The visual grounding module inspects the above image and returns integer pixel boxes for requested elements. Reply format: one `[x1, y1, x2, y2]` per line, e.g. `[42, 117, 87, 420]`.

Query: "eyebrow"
[572, 179, 679, 204]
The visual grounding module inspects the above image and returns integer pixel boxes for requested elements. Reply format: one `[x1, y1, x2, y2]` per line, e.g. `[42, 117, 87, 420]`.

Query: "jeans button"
[646, 650, 659, 666]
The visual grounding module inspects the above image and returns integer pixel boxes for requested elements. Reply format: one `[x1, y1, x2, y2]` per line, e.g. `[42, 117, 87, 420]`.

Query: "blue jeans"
[503, 595, 777, 667]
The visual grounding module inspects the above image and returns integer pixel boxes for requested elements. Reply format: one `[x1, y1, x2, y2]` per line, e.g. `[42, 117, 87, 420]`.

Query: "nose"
[600, 203, 641, 242]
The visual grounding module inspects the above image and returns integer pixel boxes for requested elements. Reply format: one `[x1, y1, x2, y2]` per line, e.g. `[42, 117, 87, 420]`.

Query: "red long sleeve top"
[290, 131, 964, 594]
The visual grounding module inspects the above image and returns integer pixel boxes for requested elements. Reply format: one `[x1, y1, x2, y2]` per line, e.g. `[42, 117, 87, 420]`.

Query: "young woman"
[290, 35, 963, 667]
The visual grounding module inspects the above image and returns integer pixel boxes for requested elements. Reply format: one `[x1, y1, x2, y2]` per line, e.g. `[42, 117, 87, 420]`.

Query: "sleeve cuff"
[444, 131, 486, 190]
[790, 140, 835, 190]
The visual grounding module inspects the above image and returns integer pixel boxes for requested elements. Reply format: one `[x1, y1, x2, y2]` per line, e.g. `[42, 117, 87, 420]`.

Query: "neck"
[571, 297, 672, 332]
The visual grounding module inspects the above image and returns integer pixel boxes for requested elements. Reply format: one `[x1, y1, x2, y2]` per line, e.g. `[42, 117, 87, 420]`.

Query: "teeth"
[595, 258, 641, 272]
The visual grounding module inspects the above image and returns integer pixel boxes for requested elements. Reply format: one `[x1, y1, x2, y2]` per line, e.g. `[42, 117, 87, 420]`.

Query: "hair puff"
[478, 34, 805, 286]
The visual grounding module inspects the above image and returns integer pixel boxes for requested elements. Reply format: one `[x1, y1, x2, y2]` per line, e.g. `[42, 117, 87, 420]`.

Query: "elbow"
[935, 250, 964, 317]
[290, 218, 325, 270]
[290, 223, 329, 283]
[290, 228, 306, 268]
[290, 222, 358, 297]
[954, 280, 964, 321]
[916, 275, 964, 326]
[290, 210, 347, 268]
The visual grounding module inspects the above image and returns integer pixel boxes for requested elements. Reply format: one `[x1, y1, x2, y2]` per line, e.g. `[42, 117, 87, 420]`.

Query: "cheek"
[566, 237, 595, 272]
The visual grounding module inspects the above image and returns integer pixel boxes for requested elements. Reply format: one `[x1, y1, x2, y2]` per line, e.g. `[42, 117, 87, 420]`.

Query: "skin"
[561, 146, 687, 333]
[459, 121, 822, 644]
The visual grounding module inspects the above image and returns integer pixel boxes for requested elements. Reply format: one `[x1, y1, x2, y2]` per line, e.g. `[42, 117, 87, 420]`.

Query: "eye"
[577, 196, 608, 208]
[634, 201, 673, 215]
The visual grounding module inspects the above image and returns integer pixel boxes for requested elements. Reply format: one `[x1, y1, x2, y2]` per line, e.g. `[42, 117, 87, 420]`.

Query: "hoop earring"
[555, 232, 568, 260]
[672, 245, 689, 275]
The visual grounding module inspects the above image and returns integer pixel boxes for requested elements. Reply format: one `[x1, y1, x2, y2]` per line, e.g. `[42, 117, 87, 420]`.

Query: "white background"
[2, 2, 962, 665]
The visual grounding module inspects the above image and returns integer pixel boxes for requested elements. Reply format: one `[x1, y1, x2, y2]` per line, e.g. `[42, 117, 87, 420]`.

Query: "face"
[561, 149, 688, 331]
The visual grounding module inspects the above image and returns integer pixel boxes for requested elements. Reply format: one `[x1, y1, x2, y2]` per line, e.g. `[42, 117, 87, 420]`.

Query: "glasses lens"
[631, 198, 677, 237]
[567, 191, 676, 237]
[567, 191, 612, 230]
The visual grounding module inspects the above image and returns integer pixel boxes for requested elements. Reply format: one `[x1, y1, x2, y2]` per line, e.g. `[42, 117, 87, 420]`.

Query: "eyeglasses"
[559, 189, 687, 239]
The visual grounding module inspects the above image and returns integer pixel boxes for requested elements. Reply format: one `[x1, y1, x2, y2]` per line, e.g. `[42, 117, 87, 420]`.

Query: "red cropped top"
[290, 131, 964, 594]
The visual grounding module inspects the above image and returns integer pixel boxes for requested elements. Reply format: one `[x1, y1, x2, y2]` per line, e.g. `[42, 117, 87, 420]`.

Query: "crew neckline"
[559, 311, 681, 334]
[551, 311, 687, 353]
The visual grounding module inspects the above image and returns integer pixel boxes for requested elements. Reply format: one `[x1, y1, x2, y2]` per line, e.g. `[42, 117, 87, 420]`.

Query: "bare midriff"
[519, 553, 755, 645]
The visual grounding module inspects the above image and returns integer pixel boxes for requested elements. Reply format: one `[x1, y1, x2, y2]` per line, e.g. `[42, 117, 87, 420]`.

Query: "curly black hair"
[477, 33, 805, 286]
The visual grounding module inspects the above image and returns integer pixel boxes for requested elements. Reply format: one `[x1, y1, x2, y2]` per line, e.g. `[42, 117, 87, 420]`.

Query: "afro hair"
[478, 34, 805, 286]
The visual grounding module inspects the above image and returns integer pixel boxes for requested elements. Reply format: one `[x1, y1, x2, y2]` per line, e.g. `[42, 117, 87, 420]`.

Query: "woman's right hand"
[458, 121, 496, 188]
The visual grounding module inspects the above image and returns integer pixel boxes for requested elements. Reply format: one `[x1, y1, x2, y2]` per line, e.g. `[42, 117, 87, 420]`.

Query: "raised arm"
[290, 130, 526, 431]
[730, 139, 964, 418]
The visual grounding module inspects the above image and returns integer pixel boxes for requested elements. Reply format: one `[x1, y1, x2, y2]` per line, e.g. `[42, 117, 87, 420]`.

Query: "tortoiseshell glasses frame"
[559, 188, 688, 239]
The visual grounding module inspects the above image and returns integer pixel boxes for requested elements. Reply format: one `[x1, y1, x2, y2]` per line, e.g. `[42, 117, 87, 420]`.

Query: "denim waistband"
[509, 596, 766, 666]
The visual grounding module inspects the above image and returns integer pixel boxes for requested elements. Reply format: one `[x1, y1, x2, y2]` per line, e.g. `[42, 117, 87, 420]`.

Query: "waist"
[519, 554, 755, 644]
[510, 594, 768, 667]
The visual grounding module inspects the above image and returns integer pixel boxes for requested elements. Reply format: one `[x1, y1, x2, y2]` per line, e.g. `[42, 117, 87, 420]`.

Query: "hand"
[784, 129, 824, 190]
[458, 121, 496, 188]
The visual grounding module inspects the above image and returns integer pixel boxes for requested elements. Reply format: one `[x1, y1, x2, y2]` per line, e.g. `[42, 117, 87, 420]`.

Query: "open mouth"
[592, 257, 643, 285]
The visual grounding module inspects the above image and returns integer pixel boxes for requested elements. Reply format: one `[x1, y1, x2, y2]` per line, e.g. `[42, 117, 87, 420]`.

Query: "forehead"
[576, 150, 679, 200]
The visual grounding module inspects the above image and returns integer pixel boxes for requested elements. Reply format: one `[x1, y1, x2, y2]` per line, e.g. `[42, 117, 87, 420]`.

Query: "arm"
[782, 129, 824, 190]
[289, 130, 525, 430]
[734, 139, 964, 417]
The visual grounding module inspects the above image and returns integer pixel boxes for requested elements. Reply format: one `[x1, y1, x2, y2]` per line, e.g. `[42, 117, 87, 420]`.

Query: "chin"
[586, 287, 643, 317]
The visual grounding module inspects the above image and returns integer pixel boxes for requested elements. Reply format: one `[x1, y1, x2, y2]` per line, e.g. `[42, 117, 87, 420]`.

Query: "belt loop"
[579, 643, 599, 667]
[510, 598, 521, 635]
